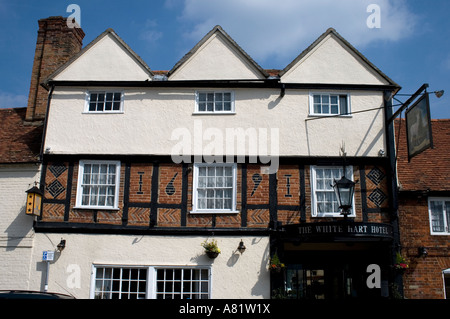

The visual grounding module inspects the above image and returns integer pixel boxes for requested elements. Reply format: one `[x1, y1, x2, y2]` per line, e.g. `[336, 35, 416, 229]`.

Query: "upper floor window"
[310, 165, 355, 217]
[191, 163, 238, 214]
[75, 160, 121, 209]
[195, 91, 235, 113]
[310, 93, 350, 116]
[86, 91, 124, 113]
[429, 198, 450, 235]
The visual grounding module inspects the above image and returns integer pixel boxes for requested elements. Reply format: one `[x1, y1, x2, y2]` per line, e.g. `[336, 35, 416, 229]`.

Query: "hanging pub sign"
[406, 93, 433, 160]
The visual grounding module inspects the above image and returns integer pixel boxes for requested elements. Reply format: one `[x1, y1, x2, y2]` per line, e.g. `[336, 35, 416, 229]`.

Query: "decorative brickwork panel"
[41, 203, 65, 221]
[277, 165, 300, 206]
[97, 211, 123, 225]
[247, 209, 270, 228]
[246, 165, 269, 205]
[215, 214, 241, 228]
[44, 162, 68, 200]
[187, 214, 214, 228]
[159, 164, 183, 204]
[278, 209, 300, 225]
[365, 166, 389, 209]
[129, 164, 153, 203]
[157, 208, 181, 227]
[68, 210, 95, 223]
[128, 207, 150, 226]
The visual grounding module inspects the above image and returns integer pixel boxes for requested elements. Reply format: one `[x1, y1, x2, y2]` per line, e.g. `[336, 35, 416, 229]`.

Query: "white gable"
[281, 33, 389, 85]
[169, 32, 265, 81]
[53, 32, 152, 81]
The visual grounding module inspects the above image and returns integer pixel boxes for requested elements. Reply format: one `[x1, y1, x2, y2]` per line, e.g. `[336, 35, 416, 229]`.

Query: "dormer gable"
[48, 29, 153, 82]
[168, 25, 268, 81]
[280, 28, 398, 86]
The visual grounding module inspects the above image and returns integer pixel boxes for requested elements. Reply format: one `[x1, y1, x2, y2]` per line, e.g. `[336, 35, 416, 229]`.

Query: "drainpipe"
[39, 84, 55, 163]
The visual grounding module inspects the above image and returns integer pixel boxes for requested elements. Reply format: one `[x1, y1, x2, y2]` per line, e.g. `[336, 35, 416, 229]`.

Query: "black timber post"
[384, 89, 404, 298]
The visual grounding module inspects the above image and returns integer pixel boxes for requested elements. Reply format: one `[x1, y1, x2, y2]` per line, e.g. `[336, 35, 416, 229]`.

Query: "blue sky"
[0, 0, 449, 118]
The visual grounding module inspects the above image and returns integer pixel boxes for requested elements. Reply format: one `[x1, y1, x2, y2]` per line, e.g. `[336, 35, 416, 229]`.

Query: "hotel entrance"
[283, 247, 390, 299]
[273, 222, 395, 299]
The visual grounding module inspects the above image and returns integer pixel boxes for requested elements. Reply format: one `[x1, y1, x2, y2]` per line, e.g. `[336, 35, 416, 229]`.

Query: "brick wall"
[40, 161, 393, 230]
[0, 165, 40, 290]
[26, 16, 84, 122]
[399, 195, 450, 299]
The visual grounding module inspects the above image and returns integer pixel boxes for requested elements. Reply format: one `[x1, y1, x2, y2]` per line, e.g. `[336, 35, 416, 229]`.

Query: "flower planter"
[206, 251, 219, 259]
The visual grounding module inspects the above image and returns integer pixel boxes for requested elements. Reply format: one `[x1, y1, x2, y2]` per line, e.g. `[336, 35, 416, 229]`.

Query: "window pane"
[313, 95, 321, 103]
[113, 102, 121, 111]
[340, 95, 348, 114]
[430, 201, 445, 232]
[88, 92, 122, 112]
[155, 268, 210, 300]
[94, 267, 147, 299]
[224, 102, 231, 111]
[79, 162, 118, 208]
[214, 93, 223, 102]
[197, 92, 232, 112]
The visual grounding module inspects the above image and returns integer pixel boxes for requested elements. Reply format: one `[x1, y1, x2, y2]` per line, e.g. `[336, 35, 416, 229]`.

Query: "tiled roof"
[0, 108, 42, 164]
[395, 118, 450, 192]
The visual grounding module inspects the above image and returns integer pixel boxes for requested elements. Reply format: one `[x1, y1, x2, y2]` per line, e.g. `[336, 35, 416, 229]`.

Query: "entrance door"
[283, 247, 387, 299]
[286, 264, 362, 299]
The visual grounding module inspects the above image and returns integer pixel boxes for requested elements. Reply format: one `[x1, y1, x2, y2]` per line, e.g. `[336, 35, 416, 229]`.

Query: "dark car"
[0, 290, 75, 299]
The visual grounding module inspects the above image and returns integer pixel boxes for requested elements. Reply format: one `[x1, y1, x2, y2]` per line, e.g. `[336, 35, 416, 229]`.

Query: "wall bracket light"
[237, 240, 246, 254]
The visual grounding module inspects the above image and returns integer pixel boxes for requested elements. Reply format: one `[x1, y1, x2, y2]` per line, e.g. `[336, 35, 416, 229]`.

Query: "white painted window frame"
[310, 165, 355, 218]
[309, 92, 351, 116]
[191, 163, 239, 214]
[194, 90, 235, 114]
[75, 160, 121, 210]
[90, 265, 212, 299]
[428, 197, 450, 235]
[84, 90, 124, 113]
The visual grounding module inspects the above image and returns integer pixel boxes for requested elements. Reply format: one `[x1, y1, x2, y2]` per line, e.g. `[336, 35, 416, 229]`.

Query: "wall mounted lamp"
[418, 247, 428, 258]
[57, 239, 66, 253]
[433, 90, 444, 98]
[332, 175, 356, 218]
[237, 240, 246, 254]
[25, 184, 43, 216]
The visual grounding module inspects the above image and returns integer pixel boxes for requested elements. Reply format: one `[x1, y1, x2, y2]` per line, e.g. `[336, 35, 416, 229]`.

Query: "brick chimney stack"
[25, 16, 85, 122]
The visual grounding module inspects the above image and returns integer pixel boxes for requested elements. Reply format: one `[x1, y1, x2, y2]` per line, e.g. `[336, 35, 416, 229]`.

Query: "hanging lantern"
[332, 176, 356, 217]
[25, 186, 43, 216]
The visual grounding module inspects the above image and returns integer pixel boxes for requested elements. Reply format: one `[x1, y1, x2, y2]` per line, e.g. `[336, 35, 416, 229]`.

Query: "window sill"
[82, 111, 124, 114]
[73, 206, 120, 211]
[192, 112, 236, 115]
[308, 114, 352, 118]
[190, 210, 240, 214]
[313, 213, 356, 218]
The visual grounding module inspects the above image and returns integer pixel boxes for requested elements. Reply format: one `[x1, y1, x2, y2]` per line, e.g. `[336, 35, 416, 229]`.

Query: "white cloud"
[0, 92, 27, 108]
[139, 19, 163, 44]
[178, 0, 417, 67]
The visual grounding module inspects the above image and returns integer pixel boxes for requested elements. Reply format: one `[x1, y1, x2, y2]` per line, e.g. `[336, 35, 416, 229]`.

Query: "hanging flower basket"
[202, 239, 221, 259]
[268, 253, 285, 273]
[206, 251, 219, 259]
[394, 252, 409, 272]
